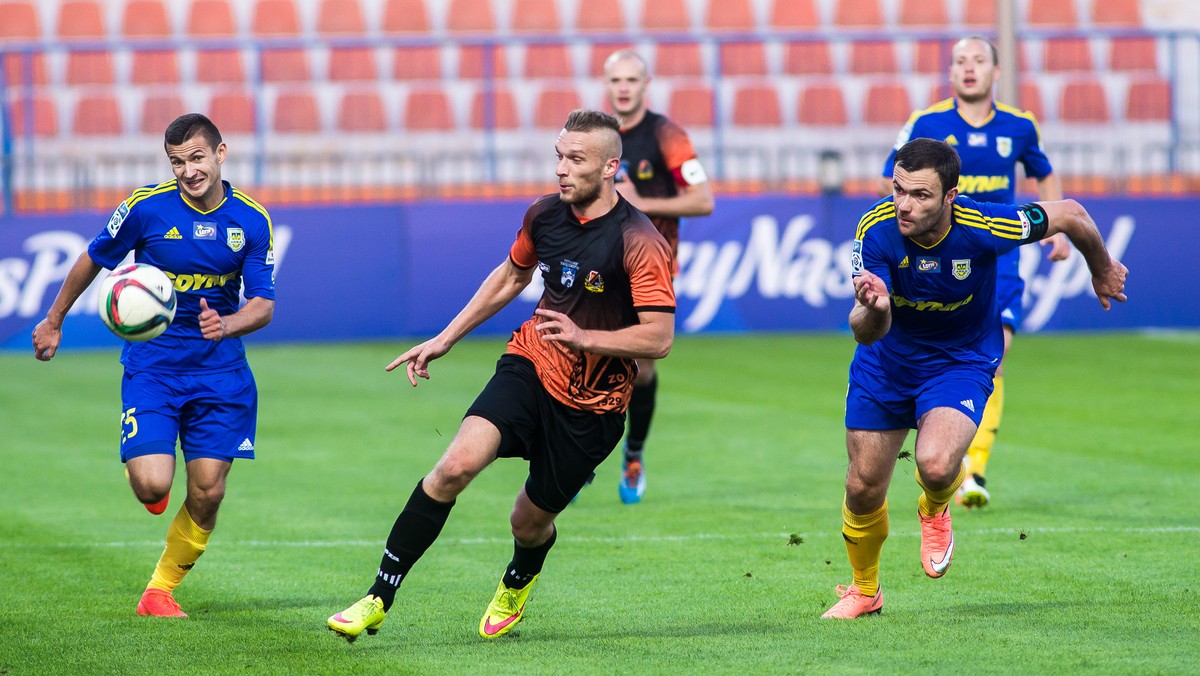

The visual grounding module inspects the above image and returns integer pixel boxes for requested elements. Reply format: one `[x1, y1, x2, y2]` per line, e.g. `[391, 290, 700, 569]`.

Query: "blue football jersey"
[851, 195, 1036, 379]
[89, 180, 275, 374]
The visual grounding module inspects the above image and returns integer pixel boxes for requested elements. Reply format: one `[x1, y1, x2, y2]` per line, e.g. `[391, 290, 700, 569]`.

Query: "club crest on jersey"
[193, 221, 217, 240]
[107, 202, 130, 237]
[636, 159, 653, 180]
[227, 227, 245, 252]
[560, 259, 579, 288]
[584, 270, 605, 293]
[917, 257, 940, 273]
[997, 136, 1012, 158]
[952, 259, 972, 280]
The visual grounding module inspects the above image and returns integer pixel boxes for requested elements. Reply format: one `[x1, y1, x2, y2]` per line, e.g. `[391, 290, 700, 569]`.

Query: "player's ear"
[944, 186, 958, 206]
[216, 142, 227, 165]
[603, 156, 620, 179]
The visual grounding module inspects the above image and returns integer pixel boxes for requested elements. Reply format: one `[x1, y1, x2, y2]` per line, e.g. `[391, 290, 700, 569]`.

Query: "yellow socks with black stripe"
[147, 504, 211, 592]
[916, 464, 967, 518]
[966, 375, 1004, 477]
[841, 499, 889, 597]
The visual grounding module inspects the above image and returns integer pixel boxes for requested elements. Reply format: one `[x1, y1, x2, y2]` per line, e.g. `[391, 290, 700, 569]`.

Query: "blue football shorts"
[845, 356, 995, 430]
[119, 365, 258, 463]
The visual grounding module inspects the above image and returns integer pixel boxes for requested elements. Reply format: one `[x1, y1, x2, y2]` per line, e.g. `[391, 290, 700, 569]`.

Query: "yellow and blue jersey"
[89, 180, 275, 374]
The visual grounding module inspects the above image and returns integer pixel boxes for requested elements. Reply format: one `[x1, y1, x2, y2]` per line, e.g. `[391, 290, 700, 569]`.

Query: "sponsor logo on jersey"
[164, 270, 238, 292]
[227, 227, 244, 252]
[680, 158, 708, 186]
[892, 293, 974, 312]
[584, 270, 605, 293]
[957, 175, 1010, 194]
[560, 259, 579, 288]
[996, 136, 1012, 158]
[193, 222, 217, 240]
[107, 202, 129, 237]
[917, 257, 940, 273]
[898, 255, 910, 268]
[968, 132, 987, 147]
[636, 159, 653, 181]
[850, 240, 864, 275]
[164, 226, 183, 240]
[952, 258, 972, 280]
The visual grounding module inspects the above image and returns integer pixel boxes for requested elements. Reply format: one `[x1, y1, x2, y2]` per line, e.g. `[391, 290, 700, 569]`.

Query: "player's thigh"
[178, 366, 259, 463]
[525, 398, 624, 514]
[120, 369, 184, 463]
[914, 368, 994, 471]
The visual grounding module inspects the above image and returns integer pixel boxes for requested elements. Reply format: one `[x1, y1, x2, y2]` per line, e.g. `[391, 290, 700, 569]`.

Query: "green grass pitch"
[1, 332, 1197, 673]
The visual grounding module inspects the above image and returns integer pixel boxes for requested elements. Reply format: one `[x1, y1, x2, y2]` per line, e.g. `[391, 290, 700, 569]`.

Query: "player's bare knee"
[426, 460, 477, 498]
[917, 458, 959, 487]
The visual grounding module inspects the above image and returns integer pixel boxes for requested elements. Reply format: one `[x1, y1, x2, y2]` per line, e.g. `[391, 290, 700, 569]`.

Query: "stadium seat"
[66, 52, 115, 85]
[797, 84, 849, 125]
[1043, 38, 1094, 72]
[718, 43, 767, 76]
[732, 85, 782, 127]
[122, 0, 172, 37]
[140, 93, 186, 134]
[208, 90, 257, 133]
[469, 87, 521, 129]
[962, 0, 994, 26]
[329, 47, 378, 81]
[447, 0, 495, 32]
[1028, 0, 1078, 27]
[1108, 37, 1158, 72]
[705, 0, 755, 30]
[1092, 0, 1141, 26]
[782, 41, 833, 75]
[522, 44, 574, 78]
[337, 90, 388, 132]
[196, 49, 246, 83]
[273, 89, 322, 132]
[667, 84, 715, 128]
[131, 51, 181, 84]
[534, 86, 582, 128]
[392, 46, 442, 79]
[252, 0, 301, 35]
[863, 83, 912, 125]
[260, 49, 312, 82]
[0, 1, 40, 40]
[640, 0, 691, 30]
[589, 43, 634, 77]
[654, 42, 703, 77]
[511, 0, 562, 32]
[898, 0, 947, 26]
[404, 88, 455, 130]
[381, 0, 431, 32]
[833, 0, 884, 27]
[576, 0, 626, 32]
[187, 0, 238, 36]
[458, 45, 508, 79]
[1059, 79, 1110, 122]
[1017, 81, 1046, 122]
[915, 39, 949, 74]
[2, 53, 49, 87]
[73, 94, 123, 135]
[768, 0, 818, 28]
[1125, 79, 1171, 121]
[317, 0, 366, 34]
[57, 1, 106, 39]
[7, 95, 58, 137]
[849, 41, 898, 74]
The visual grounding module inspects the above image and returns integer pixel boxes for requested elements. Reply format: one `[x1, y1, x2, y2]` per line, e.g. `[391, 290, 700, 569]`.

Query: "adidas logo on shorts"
[238, 438, 255, 451]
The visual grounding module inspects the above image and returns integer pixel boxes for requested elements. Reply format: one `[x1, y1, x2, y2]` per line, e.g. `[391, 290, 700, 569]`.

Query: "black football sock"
[625, 375, 658, 460]
[501, 526, 557, 589]
[367, 479, 454, 611]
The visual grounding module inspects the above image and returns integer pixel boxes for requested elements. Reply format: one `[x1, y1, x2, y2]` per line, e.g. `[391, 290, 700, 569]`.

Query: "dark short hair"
[164, 113, 222, 151]
[894, 138, 960, 194]
[956, 35, 999, 65]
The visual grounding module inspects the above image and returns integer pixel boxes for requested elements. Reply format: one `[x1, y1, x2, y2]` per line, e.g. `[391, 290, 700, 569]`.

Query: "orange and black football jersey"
[617, 110, 703, 257]
[507, 194, 675, 414]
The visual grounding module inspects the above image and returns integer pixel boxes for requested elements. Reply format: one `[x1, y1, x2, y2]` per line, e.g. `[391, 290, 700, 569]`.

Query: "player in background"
[824, 138, 1127, 619]
[326, 110, 675, 641]
[32, 113, 276, 618]
[880, 36, 1071, 508]
[603, 48, 714, 504]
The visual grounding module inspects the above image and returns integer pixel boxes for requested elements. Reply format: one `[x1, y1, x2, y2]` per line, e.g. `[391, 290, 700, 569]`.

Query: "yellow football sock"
[966, 375, 1004, 477]
[842, 498, 889, 597]
[916, 464, 967, 517]
[147, 504, 212, 592]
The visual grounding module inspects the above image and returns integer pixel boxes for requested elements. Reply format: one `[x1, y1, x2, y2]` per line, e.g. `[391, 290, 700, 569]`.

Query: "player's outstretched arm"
[1036, 200, 1129, 310]
[32, 252, 103, 361]
[849, 270, 891, 346]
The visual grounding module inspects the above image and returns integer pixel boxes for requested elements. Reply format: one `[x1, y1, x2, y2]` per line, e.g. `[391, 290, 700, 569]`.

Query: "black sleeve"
[1018, 203, 1050, 243]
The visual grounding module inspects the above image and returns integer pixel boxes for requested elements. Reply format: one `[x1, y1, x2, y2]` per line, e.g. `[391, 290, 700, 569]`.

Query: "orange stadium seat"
[667, 84, 714, 128]
[834, 0, 884, 28]
[57, 1, 106, 39]
[1028, 0, 1078, 27]
[458, 45, 508, 78]
[963, 0, 994, 26]
[1059, 79, 1110, 122]
[732, 85, 782, 127]
[404, 88, 456, 130]
[705, 0, 755, 30]
[317, 0, 366, 34]
[719, 43, 767, 76]
[470, 87, 521, 129]
[534, 86, 582, 128]
[654, 42, 703, 77]
[392, 46, 442, 79]
[253, 0, 301, 35]
[66, 52, 115, 85]
[511, 0, 562, 32]
[863, 83, 912, 125]
[589, 43, 633, 77]
[447, 0, 495, 32]
[1017, 81, 1046, 121]
[1092, 0, 1141, 26]
[337, 91, 388, 132]
[899, 0, 947, 26]
[73, 94, 123, 135]
[522, 44, 574, 78]
[208, 90, 257, 133]
[850, 41, 898, 74]
[8, 95, 58, 137]
[783, 41, 833, 75]
[797, 83, 848, 125]
[122, 0, 172, 37]
[1125, 79, 1171, 121]
[2, 53, 49, 87]
[140, 93, 186, 134]
[329, 48, 378, 80]
[1043, 38, 1094, 72]
[187, 0, 239, 36]
[640, 0, 691, 30]
[769, 0, 818, 28]
[915, 39, 950, 74]
[0, 1, 40, 40]
[132, 51, 181, 84]
[1108, 37, 1157, 72]
[196, 49, 246, 83]
[273, 89, 322, 132]
[576, 0, 626, 32]
[261, 49, 312, 82]
[381, 0, 430, 32]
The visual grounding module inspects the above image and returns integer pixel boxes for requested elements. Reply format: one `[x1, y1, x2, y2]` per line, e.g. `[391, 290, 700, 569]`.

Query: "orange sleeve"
[624, 224, 676, 311]
[508, 200, 542, 269]
[657, 120, 699, 187]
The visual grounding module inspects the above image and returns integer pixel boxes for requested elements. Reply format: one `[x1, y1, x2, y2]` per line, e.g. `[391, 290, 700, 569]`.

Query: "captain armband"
[1017, 203, 1050, 243]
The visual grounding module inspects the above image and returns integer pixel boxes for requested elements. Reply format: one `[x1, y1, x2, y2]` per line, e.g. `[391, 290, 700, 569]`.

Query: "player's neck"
[956, 96, 994, 125]
[572, 188, 619, 221]
[618, 107, 647, 130]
